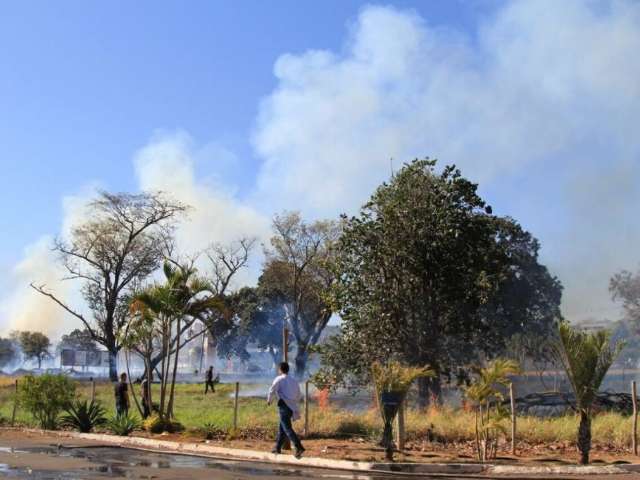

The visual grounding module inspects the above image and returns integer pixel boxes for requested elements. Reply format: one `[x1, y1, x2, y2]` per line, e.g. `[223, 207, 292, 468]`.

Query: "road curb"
[19, 429, 640, 476]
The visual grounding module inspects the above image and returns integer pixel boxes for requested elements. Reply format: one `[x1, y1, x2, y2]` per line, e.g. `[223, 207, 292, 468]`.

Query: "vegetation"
[371, 361, 434, 459]
[318, 159, 562, 404]
[554, 322, 624, 464]
[56, 329, 99, 355]
[610, 267, 640, 331]
[107, 411, 142, 436]
[129, 260, 222, 420]
[17, 374, 76, 429]
[11, 331, 51, 369]
[31, 191, 187, 380]
[262, 212, 341, 378]
[464, 359, 520, 462]
[61, 399, 107, 433]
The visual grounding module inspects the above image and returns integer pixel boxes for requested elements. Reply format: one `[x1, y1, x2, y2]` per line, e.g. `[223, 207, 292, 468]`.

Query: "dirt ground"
[1, 428, 640, 480]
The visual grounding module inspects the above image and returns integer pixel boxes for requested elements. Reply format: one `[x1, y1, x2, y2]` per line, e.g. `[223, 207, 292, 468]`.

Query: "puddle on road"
[0, 446, 401, 479]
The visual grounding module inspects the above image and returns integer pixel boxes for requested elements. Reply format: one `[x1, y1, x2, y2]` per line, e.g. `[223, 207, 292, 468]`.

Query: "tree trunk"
[577, 410, 591, 465]
[294, 344, 308, 380]
[108, 350, 118, 381]
[417, 376, 441, 407]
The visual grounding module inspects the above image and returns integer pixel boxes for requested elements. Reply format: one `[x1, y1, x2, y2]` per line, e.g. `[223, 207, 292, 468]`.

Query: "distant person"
[114, 372, 130, 416]
[204, 366, 216, 394]
[140, 378, 150, 418]
[267, 362, 305, 458]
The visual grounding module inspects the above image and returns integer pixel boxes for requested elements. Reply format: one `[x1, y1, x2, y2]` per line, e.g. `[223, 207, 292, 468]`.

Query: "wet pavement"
[0, 445, 426, 479]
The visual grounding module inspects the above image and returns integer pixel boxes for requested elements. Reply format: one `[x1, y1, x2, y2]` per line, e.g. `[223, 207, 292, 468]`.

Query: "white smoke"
[252, 1, 640, 320]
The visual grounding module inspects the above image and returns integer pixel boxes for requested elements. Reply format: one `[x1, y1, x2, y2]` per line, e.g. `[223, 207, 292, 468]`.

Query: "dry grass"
[0, 376, 634, 450]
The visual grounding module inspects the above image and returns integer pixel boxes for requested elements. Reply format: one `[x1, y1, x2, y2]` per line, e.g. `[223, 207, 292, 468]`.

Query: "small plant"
[61, 399, 107, 433]
[107, 412, 141, 436]
[142, 414, 184, 434]
[371, 361, 434, 460]
[17, 374, 76, 430]
[202, 422, 220, 440]
[464, 358, 520, 462]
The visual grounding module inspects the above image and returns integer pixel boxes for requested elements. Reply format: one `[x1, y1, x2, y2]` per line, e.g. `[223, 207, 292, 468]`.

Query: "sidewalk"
[35, 429, 640, 477]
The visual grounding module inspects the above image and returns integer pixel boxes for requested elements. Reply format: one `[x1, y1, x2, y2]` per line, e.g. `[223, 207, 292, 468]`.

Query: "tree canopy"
[32, 191, 187, 380]
[317, 159, 562, 401]
[12, 331, 51, 369]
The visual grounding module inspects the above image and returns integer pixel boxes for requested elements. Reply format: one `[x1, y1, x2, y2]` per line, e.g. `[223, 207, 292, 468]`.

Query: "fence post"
[233, 382, 240, 431]
[395, 399, 405, 452]
[11, 379, 18, 426]
[91, 378, 96, 403]
[632, 380, 638, 456]
[510, 382, 517, 455]
[304, 381, 309, 436]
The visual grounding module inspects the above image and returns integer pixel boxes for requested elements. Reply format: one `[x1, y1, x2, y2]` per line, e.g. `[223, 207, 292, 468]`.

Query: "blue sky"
[1, 0, 639, 335]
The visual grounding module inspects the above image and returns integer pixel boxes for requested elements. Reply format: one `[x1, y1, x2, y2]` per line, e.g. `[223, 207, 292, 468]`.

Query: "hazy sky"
[1, 0, 639, 336]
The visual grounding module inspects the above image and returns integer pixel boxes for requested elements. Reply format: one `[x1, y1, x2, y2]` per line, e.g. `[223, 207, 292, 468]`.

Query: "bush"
[61, 399, 107, 433]
[18, 374, 76, 430]
[107, 412, 141, 436]
[143, 414, 184, 434]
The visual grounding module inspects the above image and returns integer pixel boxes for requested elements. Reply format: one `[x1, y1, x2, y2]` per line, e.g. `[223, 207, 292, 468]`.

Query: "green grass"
[0, 378, 634, 449]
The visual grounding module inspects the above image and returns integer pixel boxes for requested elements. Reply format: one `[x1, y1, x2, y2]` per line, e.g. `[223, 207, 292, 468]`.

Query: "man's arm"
[267, 377, 280, 405]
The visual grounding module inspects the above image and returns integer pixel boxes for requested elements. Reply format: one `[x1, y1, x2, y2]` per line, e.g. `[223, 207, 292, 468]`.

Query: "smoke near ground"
[2, 0, 640, 336]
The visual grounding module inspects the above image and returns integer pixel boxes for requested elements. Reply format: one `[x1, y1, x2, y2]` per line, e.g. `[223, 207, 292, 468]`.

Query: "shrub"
[18, 374, 76, 430]
[61, 399, 107, 433]
[142, 414, 184, 434]
[107, 412, 141, 436]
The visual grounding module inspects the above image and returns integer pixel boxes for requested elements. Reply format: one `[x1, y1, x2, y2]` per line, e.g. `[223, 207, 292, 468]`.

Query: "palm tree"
[130, 260, 223, 421]
[464, 359, 520, 462]
[555, 322, 624, 465]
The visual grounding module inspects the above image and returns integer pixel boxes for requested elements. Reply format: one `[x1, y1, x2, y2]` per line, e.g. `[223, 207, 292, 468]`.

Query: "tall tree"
[12, 331, 51, 369]
[610, 266, 640, 331]
[263, 212, 340, 378]
[317, 159, 561, 402]
[32, 191, 187, 380]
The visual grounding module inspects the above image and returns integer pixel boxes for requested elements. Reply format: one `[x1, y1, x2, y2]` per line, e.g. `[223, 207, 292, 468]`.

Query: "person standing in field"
[204, 365, 216, 394]
[267, 362, 305, 458]
[114, 372, 130, 416]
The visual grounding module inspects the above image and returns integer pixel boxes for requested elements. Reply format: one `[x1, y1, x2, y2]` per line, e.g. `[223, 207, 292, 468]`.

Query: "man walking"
[204, 365, 216, 394]
[267, 362, 305, 458]
[114, 372, 130, 416]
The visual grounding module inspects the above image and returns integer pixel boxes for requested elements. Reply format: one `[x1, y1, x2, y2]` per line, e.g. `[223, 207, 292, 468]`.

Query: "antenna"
[390, 157, 394, 177]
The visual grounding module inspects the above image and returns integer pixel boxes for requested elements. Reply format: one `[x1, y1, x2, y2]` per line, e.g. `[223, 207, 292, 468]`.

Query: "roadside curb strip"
[21, 429, 640, 476]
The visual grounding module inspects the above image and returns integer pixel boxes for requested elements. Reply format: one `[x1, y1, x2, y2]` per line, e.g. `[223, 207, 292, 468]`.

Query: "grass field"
[0, 378, 634, 449]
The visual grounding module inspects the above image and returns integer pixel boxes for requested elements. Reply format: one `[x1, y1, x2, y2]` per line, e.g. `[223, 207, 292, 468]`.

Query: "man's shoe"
[271, 448, 281, 455]
[294, 447, 305, 459]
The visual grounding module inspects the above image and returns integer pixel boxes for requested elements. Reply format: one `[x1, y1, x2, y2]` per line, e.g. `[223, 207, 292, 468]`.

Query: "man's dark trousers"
[274, 399, 303, 452]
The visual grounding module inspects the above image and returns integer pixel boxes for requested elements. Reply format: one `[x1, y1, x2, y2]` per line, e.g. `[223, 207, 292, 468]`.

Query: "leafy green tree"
[318, 159, 561, 402]
[217, 286, 285, 371]
[57, 328, 99, 354]
[0, 337, 17, 369]
[32, 191, 187, 381]
[13, 331, 51, 369]
[18, 374, 76, 429]
[263, 212, 340, 378]
[554, 322, 624, 465]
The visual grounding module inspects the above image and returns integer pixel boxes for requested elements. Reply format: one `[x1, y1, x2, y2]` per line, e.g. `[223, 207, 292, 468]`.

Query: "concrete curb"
[19, 429, 640, 476]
